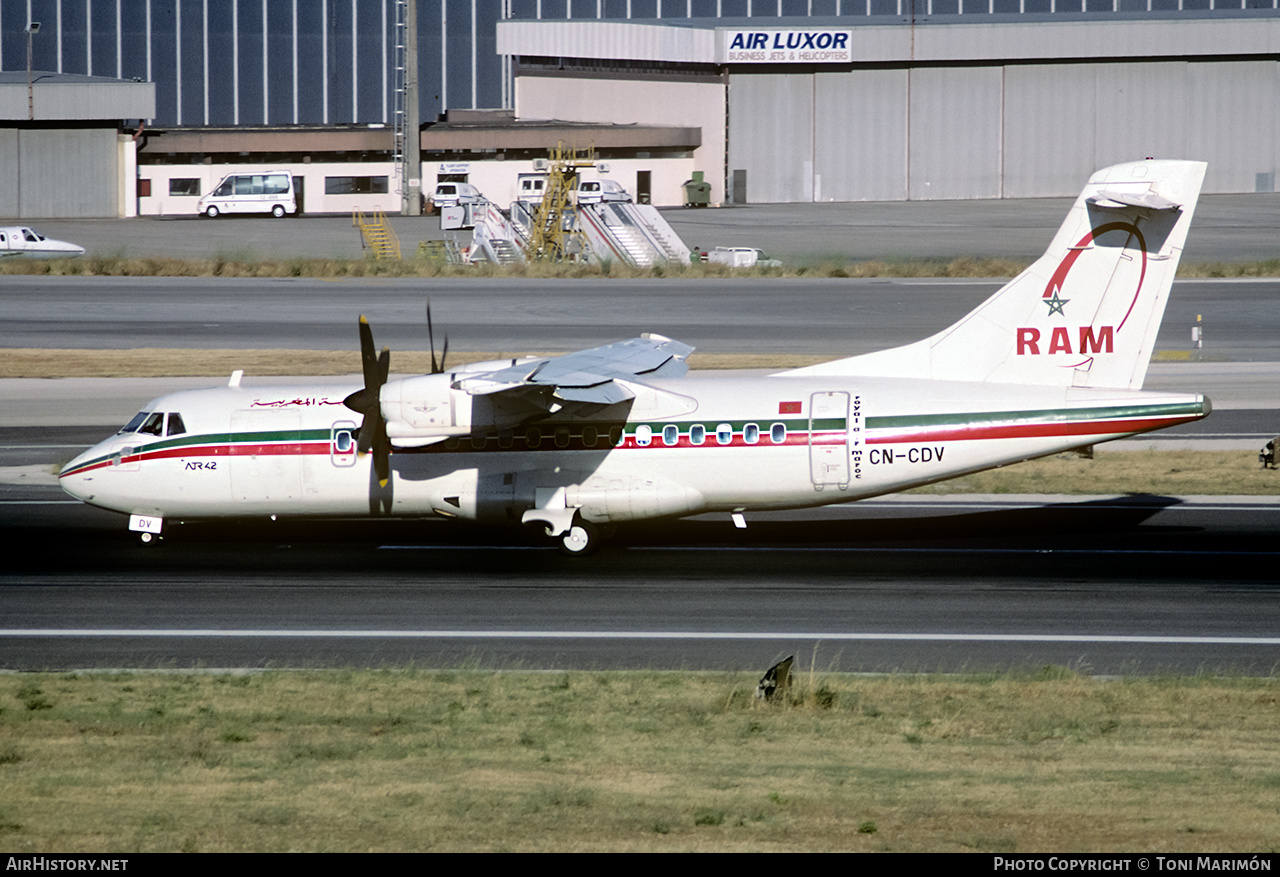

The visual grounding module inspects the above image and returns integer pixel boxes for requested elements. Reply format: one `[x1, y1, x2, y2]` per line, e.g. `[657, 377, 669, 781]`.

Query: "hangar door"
[727, 66, 1002, 202]
[728, 70, 910, 203]
[0, 127, 119, 218]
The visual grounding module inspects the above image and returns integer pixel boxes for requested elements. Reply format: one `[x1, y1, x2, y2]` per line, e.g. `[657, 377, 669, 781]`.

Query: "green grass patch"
[0, 670, 1277, 852]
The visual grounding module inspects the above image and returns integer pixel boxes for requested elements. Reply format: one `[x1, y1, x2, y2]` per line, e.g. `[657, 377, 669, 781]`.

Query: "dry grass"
[1, 670, 1276, 852]
[0, 253, 1031, 280]
[908, 450, 1280, 496]
[0, 348, 831, 378]
[2, 250, 1277, 280]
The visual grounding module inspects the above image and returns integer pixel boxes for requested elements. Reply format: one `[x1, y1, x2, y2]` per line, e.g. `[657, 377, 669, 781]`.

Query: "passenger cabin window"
[716, 423, 734, 446]
[634, 425, 653, 447]
[689, 424, 705, 445]
[770, 423, 787, 444]
[662, 424, 680, 446]
[743, 423, 759, 444]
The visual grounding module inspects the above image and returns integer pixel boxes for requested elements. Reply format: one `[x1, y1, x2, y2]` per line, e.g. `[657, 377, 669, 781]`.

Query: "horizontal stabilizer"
[1087, 189, 1181, 211]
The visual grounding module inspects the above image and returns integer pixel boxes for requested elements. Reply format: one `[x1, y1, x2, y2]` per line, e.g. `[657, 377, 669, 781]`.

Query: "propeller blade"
[427, 302, 439, 374]
[358, 315, 382, 391]
[370, 411, 391, 487]
[347, 315, 392, 486]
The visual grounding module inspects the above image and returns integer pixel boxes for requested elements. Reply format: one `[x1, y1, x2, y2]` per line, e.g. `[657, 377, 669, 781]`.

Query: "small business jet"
[60, 160, 1210, 554]
[0, 226, 85, 258]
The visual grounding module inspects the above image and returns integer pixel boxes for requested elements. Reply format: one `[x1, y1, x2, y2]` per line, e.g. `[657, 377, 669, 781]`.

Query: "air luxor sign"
[721, 29, 853, 64]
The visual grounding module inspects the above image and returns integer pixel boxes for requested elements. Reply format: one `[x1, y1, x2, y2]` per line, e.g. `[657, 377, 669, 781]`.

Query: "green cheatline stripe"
[75, 400, 1197, 472]
[866, 400, 1201, 431]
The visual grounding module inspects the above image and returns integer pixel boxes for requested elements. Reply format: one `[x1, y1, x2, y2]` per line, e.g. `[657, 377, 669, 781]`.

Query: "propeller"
[427, 301, 448, 375]
[343, 315, 391, 487]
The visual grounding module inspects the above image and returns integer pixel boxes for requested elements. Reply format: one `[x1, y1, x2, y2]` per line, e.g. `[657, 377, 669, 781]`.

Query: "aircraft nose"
[58, 447, 102, 502]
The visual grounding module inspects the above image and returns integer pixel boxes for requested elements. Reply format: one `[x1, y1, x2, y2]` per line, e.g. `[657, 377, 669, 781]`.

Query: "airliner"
[59, 160, 1210, 554]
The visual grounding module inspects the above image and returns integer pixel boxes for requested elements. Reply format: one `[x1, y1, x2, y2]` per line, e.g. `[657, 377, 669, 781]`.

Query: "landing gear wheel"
[138, 532, 159, 545]
[558, 520, 600, 556]
[205, 205, 220, 218]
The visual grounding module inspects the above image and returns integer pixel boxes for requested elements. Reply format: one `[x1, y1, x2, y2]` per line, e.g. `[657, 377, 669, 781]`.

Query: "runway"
[3, 464, 1278, 673]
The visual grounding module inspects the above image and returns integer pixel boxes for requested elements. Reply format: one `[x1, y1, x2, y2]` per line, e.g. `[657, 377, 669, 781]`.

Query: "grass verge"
[1, 669, 1277, 852]
[0, 348, 832, 378]
[2, 252, 1278, 279]
[905, 449, 1280, 496]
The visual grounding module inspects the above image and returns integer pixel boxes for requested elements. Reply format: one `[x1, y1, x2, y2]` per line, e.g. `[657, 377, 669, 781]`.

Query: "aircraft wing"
[454, 333, 694, 406]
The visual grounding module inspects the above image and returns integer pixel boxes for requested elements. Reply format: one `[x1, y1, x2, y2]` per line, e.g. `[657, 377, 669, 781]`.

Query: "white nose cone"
[58, 447, 100, 502]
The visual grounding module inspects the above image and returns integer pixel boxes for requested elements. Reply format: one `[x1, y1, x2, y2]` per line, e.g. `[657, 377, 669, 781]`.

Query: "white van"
[197, 171, 296, 218]
[432, 182, 481, 209]
[517, 175, 546, 204]
[576, 179, 630, 205]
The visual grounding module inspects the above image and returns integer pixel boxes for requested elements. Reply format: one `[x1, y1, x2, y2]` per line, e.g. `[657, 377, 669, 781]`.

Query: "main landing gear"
[558, 520, 600, 556]
[521, 507, 603, 556]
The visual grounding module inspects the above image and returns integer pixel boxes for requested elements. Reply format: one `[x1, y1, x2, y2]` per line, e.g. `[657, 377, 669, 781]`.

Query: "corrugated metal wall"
[729, 59, 1280, 202]
[815, 69, 907, 203]
[0, 128, 119, 218]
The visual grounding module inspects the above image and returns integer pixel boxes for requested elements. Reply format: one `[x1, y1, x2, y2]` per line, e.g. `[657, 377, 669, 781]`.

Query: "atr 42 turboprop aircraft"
[61, 160, 1210, 554]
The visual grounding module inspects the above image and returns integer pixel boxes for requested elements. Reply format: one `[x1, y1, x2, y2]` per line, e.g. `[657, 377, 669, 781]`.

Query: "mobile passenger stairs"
[438, 152, 691, 268]
[575, 201, 689, 267]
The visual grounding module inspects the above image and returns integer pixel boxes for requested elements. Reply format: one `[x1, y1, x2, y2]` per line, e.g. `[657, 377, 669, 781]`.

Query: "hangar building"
[0, 71, 154, 217]
[500, 11, 1280, 205]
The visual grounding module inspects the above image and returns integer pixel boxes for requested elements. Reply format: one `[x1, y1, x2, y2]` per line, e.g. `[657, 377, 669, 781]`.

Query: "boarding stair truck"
[508, 200, 537, 244]
[468, 200, 526, 264]
[576, 201, 691, 267]
[629, 203, 690, 263]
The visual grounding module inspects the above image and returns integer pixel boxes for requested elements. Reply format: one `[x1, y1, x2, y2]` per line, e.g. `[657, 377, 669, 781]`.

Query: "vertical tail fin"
[786, 160, 1207, 390]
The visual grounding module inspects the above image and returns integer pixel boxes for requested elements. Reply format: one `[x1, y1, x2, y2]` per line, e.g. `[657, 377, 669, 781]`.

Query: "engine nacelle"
[381, 374, 473, 442]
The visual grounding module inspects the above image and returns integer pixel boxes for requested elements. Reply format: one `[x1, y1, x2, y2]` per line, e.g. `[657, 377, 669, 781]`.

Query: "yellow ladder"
[353, 209, 401, 261]
[527, 142, 595, 261]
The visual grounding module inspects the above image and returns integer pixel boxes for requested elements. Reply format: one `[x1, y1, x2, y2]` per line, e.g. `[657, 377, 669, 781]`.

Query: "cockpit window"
[166, 413, 186, 436]
[118, 411, 150, 434]
[138, 412, 166, 436]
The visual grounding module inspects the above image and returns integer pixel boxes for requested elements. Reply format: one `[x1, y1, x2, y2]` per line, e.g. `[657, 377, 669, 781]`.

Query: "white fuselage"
[0, 227, 85, 258]
[58, 372, 1208, 527]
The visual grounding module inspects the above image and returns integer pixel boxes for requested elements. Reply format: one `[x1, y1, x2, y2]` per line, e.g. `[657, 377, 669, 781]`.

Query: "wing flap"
[453, 333, 693, 409]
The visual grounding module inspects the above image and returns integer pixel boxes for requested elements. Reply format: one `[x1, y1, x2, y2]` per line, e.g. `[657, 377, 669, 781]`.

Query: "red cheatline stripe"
[868, 415, 1196, 445]
[60, 441, 332, 477]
